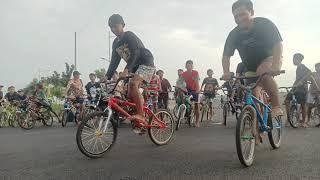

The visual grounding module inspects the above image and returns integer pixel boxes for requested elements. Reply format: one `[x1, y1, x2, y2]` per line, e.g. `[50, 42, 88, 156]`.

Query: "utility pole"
[75, 32, 77, 70]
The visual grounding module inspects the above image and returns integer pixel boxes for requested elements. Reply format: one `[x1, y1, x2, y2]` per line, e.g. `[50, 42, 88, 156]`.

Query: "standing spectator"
[85, 73, 101, 100]
[157, 70, 172, 109]
[17, 89, 27, 101]
[287, 53, 312, 128]
[0, 85, 4, 101]
[5, 86, 20, 103]
[181, 60, 201, 127]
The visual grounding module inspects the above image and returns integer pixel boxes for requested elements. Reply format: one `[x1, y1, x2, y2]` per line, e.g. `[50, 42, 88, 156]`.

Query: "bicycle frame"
[100, 97, 167, 132]
[244, 89, 273, 132]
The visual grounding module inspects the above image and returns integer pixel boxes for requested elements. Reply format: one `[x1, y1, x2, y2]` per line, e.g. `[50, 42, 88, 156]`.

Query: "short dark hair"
[89, 73, 96, 77]
[178, 69, 184, 72]
[156, 70, 164, 75]
[315, 63, 320, 67]
[186, 60, 193, 65]
[232, 0, 253, 12]
[207, 69, 213, 73]
[293, 53, 304, 61]
[108, 14, 125, 27]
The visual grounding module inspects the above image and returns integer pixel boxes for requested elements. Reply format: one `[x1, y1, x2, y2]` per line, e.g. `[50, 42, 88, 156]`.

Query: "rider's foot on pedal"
[271, 107, 284, 118]
[131, 114, 147, 126]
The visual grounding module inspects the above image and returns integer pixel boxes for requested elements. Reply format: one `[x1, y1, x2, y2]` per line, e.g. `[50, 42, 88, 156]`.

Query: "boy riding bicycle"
[105, 14, 155, 124]
[222, 0, 284, 118]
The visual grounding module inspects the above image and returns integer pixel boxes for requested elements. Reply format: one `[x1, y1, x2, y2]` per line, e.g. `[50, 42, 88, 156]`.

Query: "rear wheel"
[76, 111, 118, 158]
[148, 109, 174, 145]
[288, 105, 299, 128]
[235, 105, 256, 167]
[9, 115, 18, 128]
[268, 113, 282, 149]
[42, 110, 54, 127]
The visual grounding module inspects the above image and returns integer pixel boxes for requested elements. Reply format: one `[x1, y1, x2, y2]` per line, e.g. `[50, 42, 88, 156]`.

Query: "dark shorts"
[76, 97, 84, 104]
[286, 91, 307, 104]
[187, 89, 200, 103]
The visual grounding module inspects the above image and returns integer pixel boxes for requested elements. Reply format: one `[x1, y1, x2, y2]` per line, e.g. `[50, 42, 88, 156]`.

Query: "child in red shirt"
[181, 60, 201, 127]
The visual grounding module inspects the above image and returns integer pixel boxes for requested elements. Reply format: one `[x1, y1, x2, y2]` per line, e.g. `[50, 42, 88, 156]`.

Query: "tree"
[94, 68, 107, 81]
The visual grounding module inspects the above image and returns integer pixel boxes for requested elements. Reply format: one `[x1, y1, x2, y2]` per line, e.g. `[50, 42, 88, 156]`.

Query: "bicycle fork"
[98, 107, 113, 133]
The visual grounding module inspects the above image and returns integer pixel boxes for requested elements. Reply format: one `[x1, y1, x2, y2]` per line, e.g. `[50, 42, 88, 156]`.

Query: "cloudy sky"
[0, 0, 319, 89]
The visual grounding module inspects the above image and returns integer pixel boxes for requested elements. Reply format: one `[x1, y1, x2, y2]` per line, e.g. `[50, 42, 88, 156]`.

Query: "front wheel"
[288, 105, 299, 128]
[148, 109, 174, 145]
[175, 105, 186, 131]
[76, 111, 118, 158]
[268, 114, 282, 149]
[235, 105, 256, 167]
[223, 103, 228, 126]
[17, 112, 35, 130]
[42, 110, 54, 127]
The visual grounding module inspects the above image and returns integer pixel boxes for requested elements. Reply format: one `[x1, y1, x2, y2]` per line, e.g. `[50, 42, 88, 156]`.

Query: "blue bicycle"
[232, 71, 284, 167]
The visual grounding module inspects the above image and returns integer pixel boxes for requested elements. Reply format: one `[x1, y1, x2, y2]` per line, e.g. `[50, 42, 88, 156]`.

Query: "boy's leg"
[128, 75, 144, 120]
[256, 58, 282, 117]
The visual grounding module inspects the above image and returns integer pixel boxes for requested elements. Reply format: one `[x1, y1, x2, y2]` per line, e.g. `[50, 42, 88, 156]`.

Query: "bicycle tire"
[235, 105, 256, 167]
[175, 105, 185, 131]
[76, 111, 118, 158]
[267, 113, 282, 149]
[42, 110, 53, 127]
[17, 112, 35, 130]
[288, 105, 299, 128]
[61, 111, 69, 127]
[148, 109, 174, 145]
[201, 104, 208, 122]
[223, 103, 228, 126]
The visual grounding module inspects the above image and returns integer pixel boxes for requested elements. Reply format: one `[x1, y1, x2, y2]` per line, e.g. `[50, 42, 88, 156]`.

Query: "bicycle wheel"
[76, 111, 117, 158]
[288, 105, 299, 128]
[176, 105, 186, 131]
[61, 111, 70, 127]
[223, 103, 228, 126]
[9, 115, 18, 128]
[235, 105, 256, 167]
[173, 104, 179, 119]
[0, 113, 7, 128]
[268, 113, 282, 149]
[42, 110, 53, 127]
[187, 107, 194, 127]
[201, 104, 208, 122]
[148, 109, 174, 145]
[17, 111, 35, 130]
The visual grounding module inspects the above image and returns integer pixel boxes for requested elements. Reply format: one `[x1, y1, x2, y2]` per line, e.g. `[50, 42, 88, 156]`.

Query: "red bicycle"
[76, 76, 175, 158]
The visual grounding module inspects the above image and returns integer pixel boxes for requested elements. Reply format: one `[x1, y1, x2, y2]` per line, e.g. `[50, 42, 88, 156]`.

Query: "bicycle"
[233, 71, 285, 167]
[174, 86, 194, 130]
[76, 75, 174, 158]
[61, 97, 83, 127]
[220, 88, 241, 126]
[200, 91, 215, 122]
[307, 92, 320, 127]
[0, 102, 19, 128]
[279, 87, 300, 128]
[18, 97, 60, 130]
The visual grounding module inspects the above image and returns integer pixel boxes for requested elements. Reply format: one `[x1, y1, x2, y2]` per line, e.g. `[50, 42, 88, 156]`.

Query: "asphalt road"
[0, 111, 320, 180]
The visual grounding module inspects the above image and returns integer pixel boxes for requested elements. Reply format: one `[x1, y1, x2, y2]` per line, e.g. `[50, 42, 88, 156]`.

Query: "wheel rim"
[150, 111, 174, 144]
[43, 111, 53, 126]
[271, 117, 282, 146]
[80, 115, 114, 155]
[19, 113, 34, 129]
[289, 108, 299, 127]
[240, 112, 255, 163]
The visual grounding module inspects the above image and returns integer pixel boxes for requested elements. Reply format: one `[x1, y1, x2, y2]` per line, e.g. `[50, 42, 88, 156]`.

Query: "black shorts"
[286, 91, 307, 104]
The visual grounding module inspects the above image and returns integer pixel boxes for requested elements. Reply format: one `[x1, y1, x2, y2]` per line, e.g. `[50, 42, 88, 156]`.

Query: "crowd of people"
[2, 0, 320, 130]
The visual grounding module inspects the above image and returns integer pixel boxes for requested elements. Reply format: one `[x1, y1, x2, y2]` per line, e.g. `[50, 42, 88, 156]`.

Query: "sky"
[0, 0, 319, 90]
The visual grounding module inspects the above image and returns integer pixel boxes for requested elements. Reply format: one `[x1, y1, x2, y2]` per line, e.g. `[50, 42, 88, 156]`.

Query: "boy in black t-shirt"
[222, 0, 283, 117]
[85, 73, 101, 101]
[105, 14, 155, 126]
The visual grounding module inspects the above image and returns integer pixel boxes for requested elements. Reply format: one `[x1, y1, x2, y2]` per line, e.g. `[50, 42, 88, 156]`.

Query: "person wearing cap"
[5, 86, 19, 103]
[85, 73, 101, 101]
[105, 14, 155, 127]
